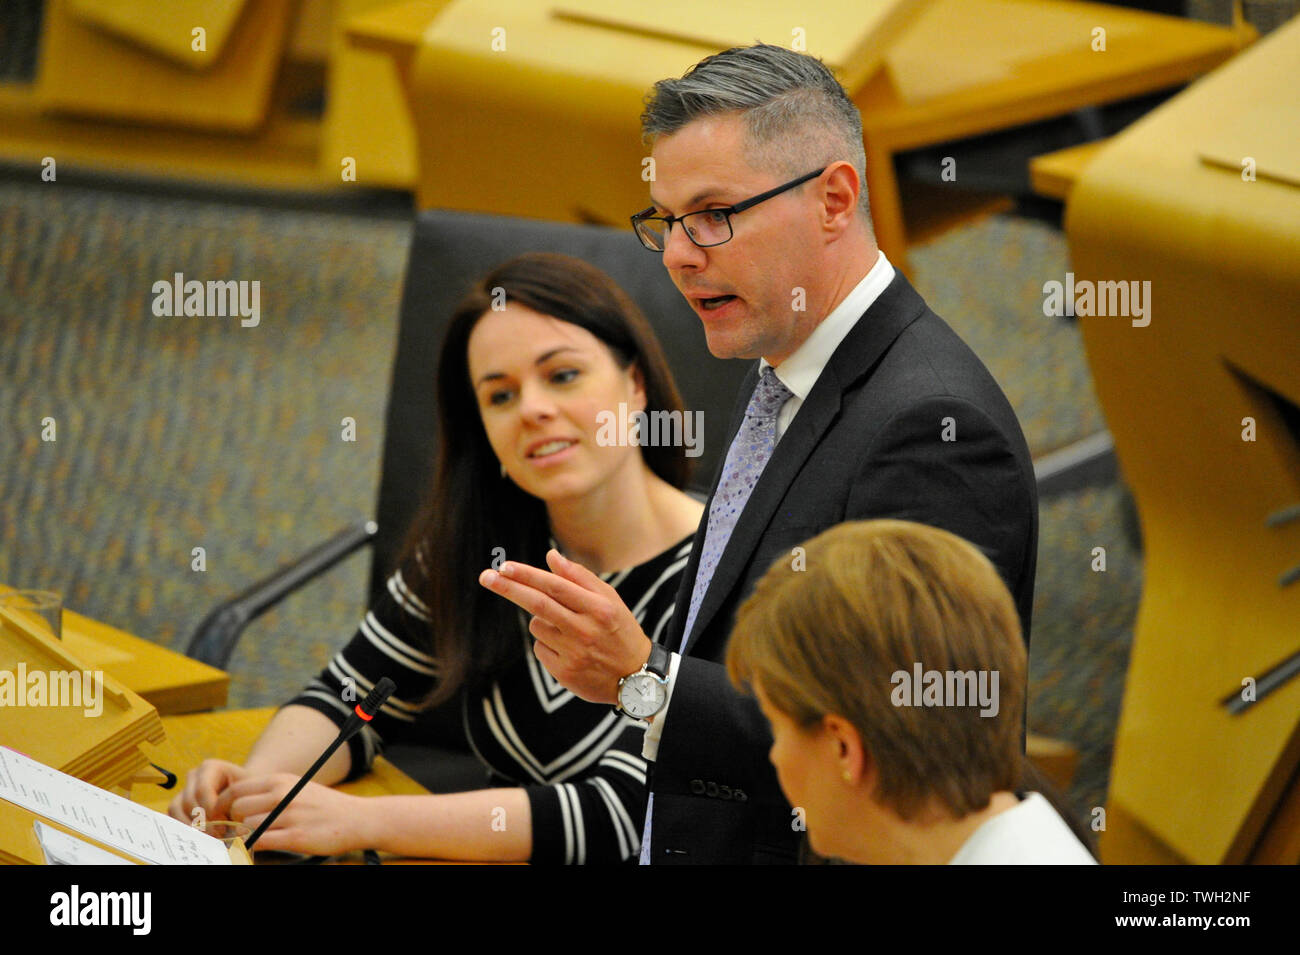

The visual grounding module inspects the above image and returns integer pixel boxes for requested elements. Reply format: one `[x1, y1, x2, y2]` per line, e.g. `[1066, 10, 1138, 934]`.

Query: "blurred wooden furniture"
[1067, 16, 1300, 864]
[327, 0, 447, 188]
[1026, 733, 1079, 793]
[1030, 140, 1109, 200]
[0, 0, 435, 189]
[857, 0, 1250, 270]
[0, 605, 164, 793]
[63, 608, 230, 714]
[367, 0, 1248, 272]
[0, 581, 228, 714]
[376, 1, 927, 226]
[68, 0, 251, 67]
[35, 0, 294, 131]
[0, 0, 1250, 237]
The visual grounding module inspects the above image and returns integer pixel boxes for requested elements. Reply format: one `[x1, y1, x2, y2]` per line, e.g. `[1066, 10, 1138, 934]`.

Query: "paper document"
[0, 747, 230, 865]
[34, 821, 137, 865]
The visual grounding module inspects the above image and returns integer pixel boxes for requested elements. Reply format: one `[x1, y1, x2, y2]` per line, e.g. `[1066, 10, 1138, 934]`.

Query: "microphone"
[244, 677, 396, 850]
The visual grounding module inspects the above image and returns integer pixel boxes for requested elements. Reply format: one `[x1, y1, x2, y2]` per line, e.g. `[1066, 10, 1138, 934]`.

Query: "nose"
[660, 219, 706, 272]
[517, 379, 557, 424]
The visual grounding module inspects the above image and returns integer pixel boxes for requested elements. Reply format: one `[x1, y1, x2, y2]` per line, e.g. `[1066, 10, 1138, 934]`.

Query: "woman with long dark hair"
[172, 253, 703, 863]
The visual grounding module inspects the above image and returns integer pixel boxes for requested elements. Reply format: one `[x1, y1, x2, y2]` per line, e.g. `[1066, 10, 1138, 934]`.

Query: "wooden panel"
[1100, 800, 1189, 865]
[1029, 139, 1109, 200]
[62, 609, 229, 715]
[554, 0, 928, 91]
[0, 82, 323, 188]
[69, 0, 249, 69]
[1067, 16, 1300, 863]
[859, 0, 1248, 147]
[1247, 759, 1300, 864]
[0, 580, 228, 714]
[342, 0, 446, 58]
[0, 607, 164, 792]
[322, 0, 448, 188]
[36, 0, 295, 132]
[1197, 92, 1300, 187]
[289, 0, 336, 63]
[887, 0, 1139, 104]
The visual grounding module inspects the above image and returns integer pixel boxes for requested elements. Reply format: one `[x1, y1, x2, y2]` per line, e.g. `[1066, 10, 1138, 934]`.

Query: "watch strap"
[644, 641, 671, 680]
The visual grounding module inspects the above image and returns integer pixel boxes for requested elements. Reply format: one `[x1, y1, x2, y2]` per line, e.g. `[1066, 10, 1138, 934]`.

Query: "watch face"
[619, 672, 667, 719]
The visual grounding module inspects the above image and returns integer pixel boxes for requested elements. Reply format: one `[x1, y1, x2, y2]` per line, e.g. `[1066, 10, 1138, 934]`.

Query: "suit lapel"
[664, 363, 758, 650]
[680, 271, 929, 655]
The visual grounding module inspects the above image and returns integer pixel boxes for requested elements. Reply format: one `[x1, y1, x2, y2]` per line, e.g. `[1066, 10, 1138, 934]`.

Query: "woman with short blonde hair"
[728, 519, 1095, 864]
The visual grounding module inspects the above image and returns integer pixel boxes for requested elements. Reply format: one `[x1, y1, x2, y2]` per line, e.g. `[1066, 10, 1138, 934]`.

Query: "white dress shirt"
[641, 250, 895, 759]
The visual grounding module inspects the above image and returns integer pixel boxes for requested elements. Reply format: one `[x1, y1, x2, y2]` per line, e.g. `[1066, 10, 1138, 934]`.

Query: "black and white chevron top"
[284, 535, 692, 864]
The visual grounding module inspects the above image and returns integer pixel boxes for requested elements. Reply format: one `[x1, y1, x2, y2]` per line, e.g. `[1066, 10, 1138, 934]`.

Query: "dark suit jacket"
[647, 270, 1038, 864]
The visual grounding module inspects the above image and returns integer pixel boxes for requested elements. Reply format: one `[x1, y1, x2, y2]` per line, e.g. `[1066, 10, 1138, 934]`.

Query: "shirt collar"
[761, 250, 895, 400]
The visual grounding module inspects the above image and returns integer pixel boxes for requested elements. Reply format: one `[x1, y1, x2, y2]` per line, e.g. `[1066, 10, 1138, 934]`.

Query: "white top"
[948, 793, 1098, 865]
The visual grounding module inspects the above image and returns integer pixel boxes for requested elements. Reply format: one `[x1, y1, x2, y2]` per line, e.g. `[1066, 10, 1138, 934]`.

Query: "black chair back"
[370, 208, 751, 605]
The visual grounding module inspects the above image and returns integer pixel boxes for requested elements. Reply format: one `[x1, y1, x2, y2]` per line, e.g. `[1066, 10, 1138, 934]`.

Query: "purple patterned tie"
[640, 366, 792, 863]
[678, 365, 793, 651]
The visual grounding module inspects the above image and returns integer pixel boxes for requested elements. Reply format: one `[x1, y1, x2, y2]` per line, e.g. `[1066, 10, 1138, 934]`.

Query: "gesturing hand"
[479, 548, 652, 705]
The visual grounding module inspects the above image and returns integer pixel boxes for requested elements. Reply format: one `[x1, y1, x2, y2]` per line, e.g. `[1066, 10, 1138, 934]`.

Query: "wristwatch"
[616, 642, 671, 720]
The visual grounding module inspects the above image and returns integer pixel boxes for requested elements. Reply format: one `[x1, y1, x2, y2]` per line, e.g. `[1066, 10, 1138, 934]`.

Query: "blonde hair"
[727, 520, 1025, 820]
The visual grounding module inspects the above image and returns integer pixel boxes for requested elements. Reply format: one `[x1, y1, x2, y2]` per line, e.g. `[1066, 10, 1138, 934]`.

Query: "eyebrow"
[647, 187, 733, 214]
[474, 347, 583, 387]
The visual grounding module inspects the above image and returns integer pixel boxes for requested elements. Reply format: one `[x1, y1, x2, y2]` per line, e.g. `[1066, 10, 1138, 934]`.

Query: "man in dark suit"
[480, 44, 1036, 864]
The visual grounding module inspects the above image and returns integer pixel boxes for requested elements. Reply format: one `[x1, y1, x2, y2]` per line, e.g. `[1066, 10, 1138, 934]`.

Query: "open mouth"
[528, 439, 576, 458]
[700, 295, 738, 311]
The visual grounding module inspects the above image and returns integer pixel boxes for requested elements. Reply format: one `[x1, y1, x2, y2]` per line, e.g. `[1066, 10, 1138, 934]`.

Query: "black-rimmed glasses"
[631, 167, 826, 252]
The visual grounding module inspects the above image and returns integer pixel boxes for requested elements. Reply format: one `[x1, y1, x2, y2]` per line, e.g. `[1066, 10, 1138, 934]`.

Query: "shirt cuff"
[640, 651, 681, 761]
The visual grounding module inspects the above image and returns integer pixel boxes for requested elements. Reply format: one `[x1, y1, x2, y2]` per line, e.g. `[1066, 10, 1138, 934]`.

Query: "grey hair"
[641, 44, 871, 223]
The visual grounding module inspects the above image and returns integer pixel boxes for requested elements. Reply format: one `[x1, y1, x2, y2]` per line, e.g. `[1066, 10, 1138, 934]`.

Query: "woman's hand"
[168, 758, 249, 826]
[217, 774, 375, 856]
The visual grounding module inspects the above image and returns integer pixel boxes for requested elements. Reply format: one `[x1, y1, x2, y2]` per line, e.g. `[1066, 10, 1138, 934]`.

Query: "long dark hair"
[397, 253, 691, 708]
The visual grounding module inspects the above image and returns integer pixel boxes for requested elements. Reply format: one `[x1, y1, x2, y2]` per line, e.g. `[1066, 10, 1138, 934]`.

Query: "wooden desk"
[61, 608, 229, 715]
[131, 708, 502, 864]
[131, 708, 429, 812]
[0, 585, 228, 715]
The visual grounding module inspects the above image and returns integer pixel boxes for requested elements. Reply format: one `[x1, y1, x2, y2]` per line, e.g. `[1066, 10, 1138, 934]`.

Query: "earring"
[842, 771, 852, 783]
[500, 462, 508, 479]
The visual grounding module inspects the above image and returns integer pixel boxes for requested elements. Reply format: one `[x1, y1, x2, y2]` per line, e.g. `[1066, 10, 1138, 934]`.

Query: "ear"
[821, 713, 869, 787]
[819, 161, 861, 237]
[628, 362, 647, 413]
